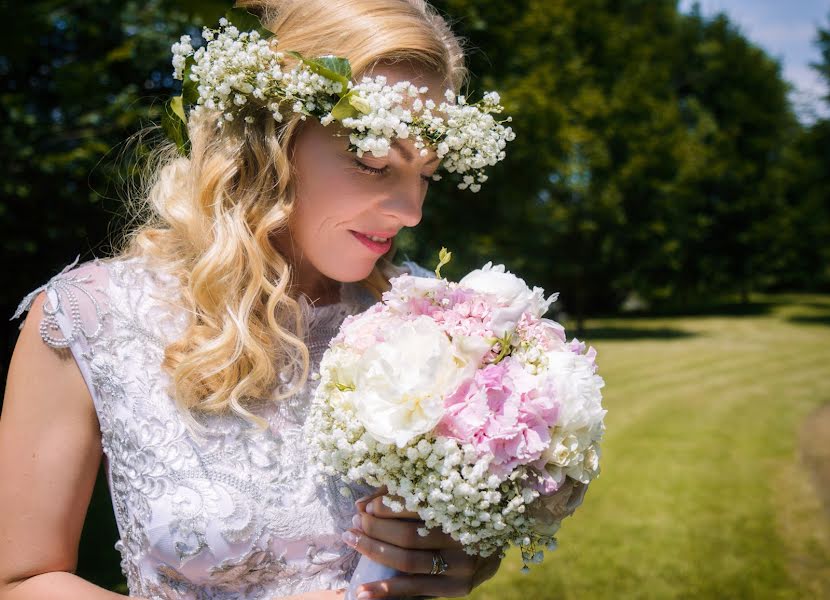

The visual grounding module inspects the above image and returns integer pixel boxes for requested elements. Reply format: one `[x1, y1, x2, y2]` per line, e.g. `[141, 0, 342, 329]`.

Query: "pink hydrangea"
[436, 358, 560, 475]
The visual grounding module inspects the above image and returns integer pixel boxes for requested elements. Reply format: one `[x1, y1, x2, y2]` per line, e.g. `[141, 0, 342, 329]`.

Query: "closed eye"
[353, 158, 433, 184]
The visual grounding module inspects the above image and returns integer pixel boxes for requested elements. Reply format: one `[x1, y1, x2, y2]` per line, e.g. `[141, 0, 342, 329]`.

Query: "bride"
[0, 1, 576, 598]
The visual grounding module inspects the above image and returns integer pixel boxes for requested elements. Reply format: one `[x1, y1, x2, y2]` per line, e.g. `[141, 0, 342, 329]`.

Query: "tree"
[769, 12, 830, 291]
[424, 0, 797, 323]
[1, 0, 228, 359]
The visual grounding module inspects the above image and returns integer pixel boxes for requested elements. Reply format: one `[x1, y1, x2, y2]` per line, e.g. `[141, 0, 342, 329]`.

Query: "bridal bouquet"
[305, 249, 605, 582]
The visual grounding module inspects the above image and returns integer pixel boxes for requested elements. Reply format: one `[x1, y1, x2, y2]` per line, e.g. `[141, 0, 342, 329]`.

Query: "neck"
[300, 279, 342, 306]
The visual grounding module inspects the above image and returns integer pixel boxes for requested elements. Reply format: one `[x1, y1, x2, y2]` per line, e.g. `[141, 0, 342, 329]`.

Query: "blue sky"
[678, 0, 829, 122]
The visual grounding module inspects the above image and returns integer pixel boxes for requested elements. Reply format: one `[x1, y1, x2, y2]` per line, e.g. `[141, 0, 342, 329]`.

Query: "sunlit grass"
[469, 294, 830, 600]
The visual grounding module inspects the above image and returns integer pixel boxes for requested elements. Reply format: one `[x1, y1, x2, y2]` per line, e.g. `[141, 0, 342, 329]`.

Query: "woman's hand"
[343, 488, 501, 599]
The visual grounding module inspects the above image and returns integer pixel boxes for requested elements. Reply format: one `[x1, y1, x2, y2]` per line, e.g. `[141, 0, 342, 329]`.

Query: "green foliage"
[812, 11, 830, 104]
[434, 246, 452, 278]
[2, 0, 828, 337]
[768, 10, 830, 291]
[161, 95, 189, 155]
[420, 0, 812, 322]
[285, 51, 352, 93]
[223, 6, 274, 41]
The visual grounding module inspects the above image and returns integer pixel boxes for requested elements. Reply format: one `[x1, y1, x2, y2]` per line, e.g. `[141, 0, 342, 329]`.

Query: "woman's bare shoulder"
[0, 287, 102, 589]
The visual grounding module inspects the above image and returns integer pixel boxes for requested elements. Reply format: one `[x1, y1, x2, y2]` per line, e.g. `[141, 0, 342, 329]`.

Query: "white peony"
[538, 350, 606, 483]
[353, 316, 472, 447]
[543, 350, 606, 433]
[459, 262, 558, 336]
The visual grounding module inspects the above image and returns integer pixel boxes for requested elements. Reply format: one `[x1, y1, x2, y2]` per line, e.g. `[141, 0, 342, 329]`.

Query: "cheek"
[302, 173, 379, 220]
[292, 171, 375, 240]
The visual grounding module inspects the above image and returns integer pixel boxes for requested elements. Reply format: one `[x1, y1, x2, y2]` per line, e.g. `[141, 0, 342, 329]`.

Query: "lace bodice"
[11, 254, 433, 600]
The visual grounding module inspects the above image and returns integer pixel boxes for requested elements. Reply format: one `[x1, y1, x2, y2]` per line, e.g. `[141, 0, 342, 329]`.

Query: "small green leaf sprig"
[434, 246, 452, 278]
[165, 9, 516, 191]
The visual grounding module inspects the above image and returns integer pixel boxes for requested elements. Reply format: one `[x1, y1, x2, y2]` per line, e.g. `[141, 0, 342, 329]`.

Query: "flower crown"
[165, 8, 515, 191]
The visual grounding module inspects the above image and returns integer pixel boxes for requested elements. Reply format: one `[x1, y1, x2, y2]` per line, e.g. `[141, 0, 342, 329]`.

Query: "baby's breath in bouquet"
[305, 249, 605, 595]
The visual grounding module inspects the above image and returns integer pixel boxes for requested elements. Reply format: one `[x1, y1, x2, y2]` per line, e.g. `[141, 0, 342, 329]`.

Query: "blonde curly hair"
[115, 0, 467, 432]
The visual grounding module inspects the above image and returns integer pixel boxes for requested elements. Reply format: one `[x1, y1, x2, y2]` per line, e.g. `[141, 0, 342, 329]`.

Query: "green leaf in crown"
[331, 90, 370, 120]
[161, 96, 190, 155]
[180, 55, 199, 107]
[223, 7, 275, 41]
[285, 50, 352, 94]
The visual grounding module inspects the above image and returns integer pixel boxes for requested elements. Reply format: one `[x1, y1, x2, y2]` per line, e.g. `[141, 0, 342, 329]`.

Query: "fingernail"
[366, 503, 374, 515]
[357, 592, 371, 600]
[341, 530, 359, 547]
[352, 514, 362, 529]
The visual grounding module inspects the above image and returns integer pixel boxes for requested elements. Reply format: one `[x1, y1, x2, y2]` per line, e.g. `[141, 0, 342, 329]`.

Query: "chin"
[319, 259, 375, 284]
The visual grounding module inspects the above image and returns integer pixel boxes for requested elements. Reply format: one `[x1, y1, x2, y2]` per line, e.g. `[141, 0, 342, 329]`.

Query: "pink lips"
[350, 230, 394, 254]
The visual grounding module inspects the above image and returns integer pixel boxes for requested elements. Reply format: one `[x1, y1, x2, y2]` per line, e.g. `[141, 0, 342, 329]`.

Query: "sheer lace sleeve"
[12, 255, 110, 347]
[10, 255, 111, 410]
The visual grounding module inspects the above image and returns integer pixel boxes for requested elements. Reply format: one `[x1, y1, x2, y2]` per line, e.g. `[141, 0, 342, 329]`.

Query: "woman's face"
[282, 63, 447, 302]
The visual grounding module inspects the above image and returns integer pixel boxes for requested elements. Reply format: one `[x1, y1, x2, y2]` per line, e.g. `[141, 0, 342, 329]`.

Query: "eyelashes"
[352, 158, 432, 184]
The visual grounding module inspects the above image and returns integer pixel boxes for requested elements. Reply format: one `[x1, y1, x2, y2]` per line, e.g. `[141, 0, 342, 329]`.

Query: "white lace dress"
[11, 254, 432, 600]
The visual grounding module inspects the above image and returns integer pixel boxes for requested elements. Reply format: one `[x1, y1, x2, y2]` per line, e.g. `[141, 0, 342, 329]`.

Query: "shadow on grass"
[621, 301, 781, 319]
[577, 326, 696, 340]
[802, 301, 830, 310]
[788, 314, 830, 327]
[568, 300, 784, 324]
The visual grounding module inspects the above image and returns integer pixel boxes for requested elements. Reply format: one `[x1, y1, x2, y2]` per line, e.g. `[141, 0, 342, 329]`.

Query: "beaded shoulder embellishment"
[11, 255, 110, 349]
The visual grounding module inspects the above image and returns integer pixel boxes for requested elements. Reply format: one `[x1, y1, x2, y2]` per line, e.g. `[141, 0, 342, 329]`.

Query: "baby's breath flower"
[169, 15, 514, 190]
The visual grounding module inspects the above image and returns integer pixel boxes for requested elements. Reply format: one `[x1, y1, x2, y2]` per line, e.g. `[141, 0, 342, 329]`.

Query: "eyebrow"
[391, 138, 441, 164]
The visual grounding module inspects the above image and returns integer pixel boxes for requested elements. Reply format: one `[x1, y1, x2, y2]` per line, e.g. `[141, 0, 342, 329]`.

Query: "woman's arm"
[0, 291, 145, 600]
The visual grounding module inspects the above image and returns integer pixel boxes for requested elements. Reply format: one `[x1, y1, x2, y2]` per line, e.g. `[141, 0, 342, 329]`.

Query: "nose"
[382, 180, 424, 228]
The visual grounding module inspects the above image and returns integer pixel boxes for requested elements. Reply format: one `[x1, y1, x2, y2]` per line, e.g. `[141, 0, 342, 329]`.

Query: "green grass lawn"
[469, 293, 830, 600]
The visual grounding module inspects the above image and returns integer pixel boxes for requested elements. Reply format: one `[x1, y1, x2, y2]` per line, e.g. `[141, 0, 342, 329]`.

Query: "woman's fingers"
[354, 487, 387, 514]
[342, 528, 475, 577]
[363, 493, 420, 520]
[353, 510, 461, 550]
[355, 574, 473, 599]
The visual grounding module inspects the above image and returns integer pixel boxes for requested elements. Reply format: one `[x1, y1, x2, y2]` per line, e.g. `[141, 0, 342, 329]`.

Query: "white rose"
[354, 316, 468, 447]
[459, 262, 558, 336]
